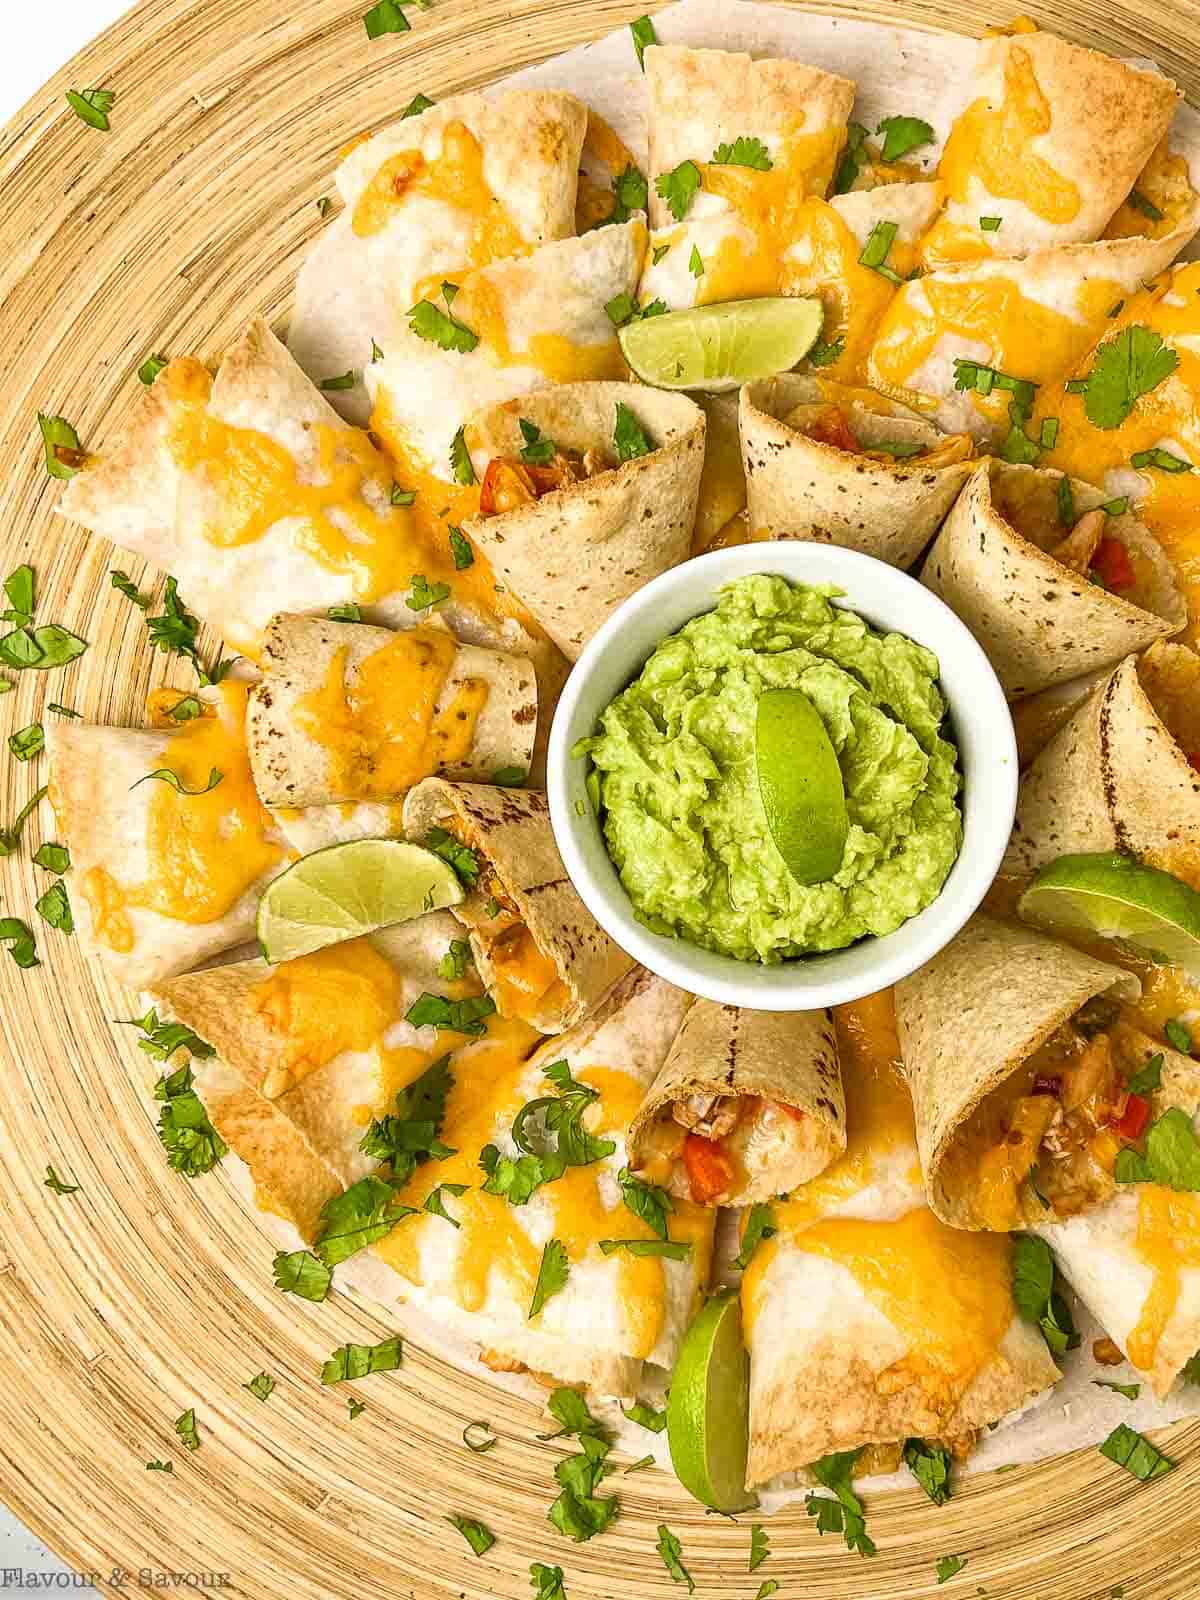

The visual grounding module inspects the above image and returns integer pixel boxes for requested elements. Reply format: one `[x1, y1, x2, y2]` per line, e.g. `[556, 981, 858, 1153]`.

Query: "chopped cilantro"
[614, 401, 653, 463]
[320, 1336, 402, 1384]
[623, 1400, 666, 1433]
[530, 1564, 567, 1600]
[0, 917, 38, 968]
[111, 569, 149, 608]
[154, 1063, 226, 1177]
[1098, 1422, 1174, 1480]
[688, 244, 705, 279]
[630, 14, 657, 70]
[146, 1460, 173, 1474]
[1056, 474, 1076, 526]
[463, 1421, 497, 1453]
[272, 1249, 332, 1302]
[319, 370, 357, 391]
[936, 1555, 968, 1584]
[807, 337, 845, 369]
[450, 425, 477, 484]
[529, 1237, 569, 1318]
[1114, 1107, 1200, 1189]
[437, 939, 472, 980]
[834, 122, 869, 194]
[409, 294, 479, 354]
[1166, 1018, 1194, 1055]
[480, 1144, 565, 1206]
[245, 1373, 275, 1403]
[1126, 1053, 1164, 1094]
[44, 1165, 79, 1196]
[448, 1514, 495, 1557]
[735, 1201, 777, 1269]
[611, 164, 649, 223]
[904, 1438, 952, 1505]
[131, 766, 222, 796]
[711, 136, 772, 170]
[655, 160, 702, 222]
[493, 765, 526, 786]
[423, 1181, 467, 1227]
[37, 413, 85, 479]
[405, 574, 450, 611]
[3, 564, 33, 624]
[980, 215, 1002, 231]
[1076, 326, 1179, 430]
[328, 603, 362, 622]
[174, 1409, 200, 1452]
[1094, 1380, 1141, 1401]
[423, 827, 482, 885]
[47, 702, 80, 719]
[807, 1449, 875, 1558]
[0, 622, 88, 672]
[66, 88, 115, 131]
[315, 1175, 416, 1266]
[405, 990, 496, 1037]
[448, 526, 474, 570]
[858, 220, 903, 285]
[8, 722, 44, 762]
[519, 417, 556, 466]
[1131, 446, 1192, 473]
[617, 1167, 672, 1240]
[401, 92, 435, 118]
[316, 196, 333, 217]
[121, 1008, 214, 1064]
[35, 880, 72, 933]
[606, 293, 667, 327]
[1012, 1235, 1079, 1355]
[363, 1, 411, 38]
[655, 1526, 695, 1593]
[391, 483, 416, 506]
[749, 1524, 769, 1571]
[347, 1398, 366, 1419]
[876, 115, 934, 162]
[1129, 189, 1165, 222]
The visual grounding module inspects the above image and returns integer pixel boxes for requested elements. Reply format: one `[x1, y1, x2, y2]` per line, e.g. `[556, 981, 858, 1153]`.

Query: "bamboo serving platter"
[2, 1, 1199, 1595]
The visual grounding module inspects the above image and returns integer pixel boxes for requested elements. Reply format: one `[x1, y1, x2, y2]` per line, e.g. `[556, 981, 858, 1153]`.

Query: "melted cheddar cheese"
[1129, 1186, 1200, 1371]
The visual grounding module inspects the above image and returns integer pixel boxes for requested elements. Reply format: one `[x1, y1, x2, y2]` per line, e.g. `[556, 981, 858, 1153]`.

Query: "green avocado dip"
[578, 574, 963, 963]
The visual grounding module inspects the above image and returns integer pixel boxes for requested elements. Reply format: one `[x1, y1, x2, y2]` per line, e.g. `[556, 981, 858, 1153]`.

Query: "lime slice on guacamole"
[756, 688, 849, 886]
[1018, 852, 1200, 975]
[257, 839, 464, 963]
[619, 297, 823, 392]
[666, 1290, 756, 1512]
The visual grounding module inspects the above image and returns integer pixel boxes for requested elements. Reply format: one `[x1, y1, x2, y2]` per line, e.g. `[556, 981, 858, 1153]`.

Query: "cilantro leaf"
[480, 1144, 565, 1205]
[154, 1063, 226, 1177]
[755, 1586, 780, 1600]
[405, 574, 451, 611]
[447, 1514, 495, 1557]
[450, 425, 477, 484]
[0, 917, 38, 968]
[245, 1373, 275, 1403]
[66, 88, 115, 131]
[614, 402, 653, 463]
[655, 1525, 695, 1593]
[4, 563, 33, 623]
[131, 766, 223, 796]
[320, 1336, 402, 1384]
[1078, 326, 1179, 430]
[1094, 1380, 1141, 1401]
[541, 1387, 608, 1443]
[1166, 1018, 1194, 1055]
[145, 1460, 173, 1474]
[319, 370, 357, 392]
[44, 1165, 79, 1196]
[437, 938, 472, 980]
[8, 722, 44, 762]
[423, 826, 483, 886]
[688, 244, 705, 279]
[1114, 1108, 1200, 1190]
[35, 880, 73, 933]
[519, 418, 556, 466]
[37, 413, 85, 480]
[655, 160, 702, 222]
[711, 136, 773, 171]
[630, 14, 657, 70]
[606, 292, 667, 327]
[328, 603, 362, 623]
[121, 1008, 214, 1064]
[749, 1524, 769, 1571]
[617, 1167, 672, 1239]
[1011, 1235, 1079, 1355]
[529, 1237, 569, 1319]
[401, 92, 435, 118]
[530, 1564, 567, 1600]
[858, 220, 903, 285]
[936, 1555, 968, 1585]
[807, 1449, 876, 1557]
[463, 1421, 497, 1453]
[174, 1409, 200, 1452]
[493, 765, 527, 786]
[0, 623, 88, 672]
[1126, 1052, 1164, 1094]
[315, 1174, 416, 1266]
[409, 297, 479, 354]
[598, 1238, 690, 1259]
[405, 991, 496, 1038]
[363, 1, 411, 39]
[347, 1397, 366, 1419]
[833, 122, 869, 194]
[903, 1438, 952, 1505]
[808, 337, 846, 369]
[511, 1060, 615, 1172]
[359, 1054, 455, 1179]
[611, 164, 649, 223]
[448, 526, 474, 570]
[876, 115, 934, 162]
[1098, 1422, 1174, 1480]
[138, 354, 169, 386]
[272, 1250, 332, 1302]
[423, 1181, 467, 1227]
[735, 1202, 777, 1269]
[623, 1399, 666, 1433]
[0, 787, 46, 861]
[142, 576, 228, 685]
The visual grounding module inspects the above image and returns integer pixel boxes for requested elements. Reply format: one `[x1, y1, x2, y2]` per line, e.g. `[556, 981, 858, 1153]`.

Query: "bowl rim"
[546, 543, 1018, 1011]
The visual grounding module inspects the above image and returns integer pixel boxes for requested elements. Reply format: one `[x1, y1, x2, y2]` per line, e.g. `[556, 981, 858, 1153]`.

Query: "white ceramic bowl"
[546, 543, 1017, 1010]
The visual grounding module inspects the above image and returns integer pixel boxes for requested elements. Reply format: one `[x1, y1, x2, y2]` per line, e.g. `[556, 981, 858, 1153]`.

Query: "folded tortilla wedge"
[367, 221, 646, 480]
[743, 989, 1060, 1485]
[46, 680, 288, 987]
[627, 1002, 846, 1207]
[402, 777, 634, 1034]
[894, 912, 1168, 1233]
[639, 44, 855, 310]
[166, 951, 710, 1395]
[868, 231, 1199, 442]
[739, 375, 973, 567]
[288, 90, 587, 424]
[461, 384, 705, 660]
[920, 459, 1186, 698]
[920, 31, 1180, 266]
[246, 613, 537, 807]
[1005, 644, 1200, 883]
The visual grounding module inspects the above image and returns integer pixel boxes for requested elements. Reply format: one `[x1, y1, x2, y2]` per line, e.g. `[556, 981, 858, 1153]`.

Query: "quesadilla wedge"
[402, 777, 634, 1033]
[742, 989, 1060, 1486]
[920, 459, 1185, 698]
[627, 1002, 846, 1207]
[919, 30, 1180, 266]
[246, 613, 537, 807]
[461, 383, 705, 659]
[893, 912, 1182, 1233]
[46, 681, 287, 987]
[868, 231, 1199, 443]
[367, 220, 646, 481]
[56, 319, 547, 662]
[287, 90, 587, 424]
[638, 44, 855, 311]
[740, 374, 973, 566]
[1005, 645, 1200, 883]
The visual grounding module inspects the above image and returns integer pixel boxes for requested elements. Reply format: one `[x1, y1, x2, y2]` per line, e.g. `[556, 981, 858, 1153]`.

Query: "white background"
[2, 7, 134, 1584]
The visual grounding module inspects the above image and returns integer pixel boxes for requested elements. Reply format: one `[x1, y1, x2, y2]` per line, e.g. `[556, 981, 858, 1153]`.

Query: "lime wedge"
[666, 1289, 756, 1512]
[619, 297, 823, 392]
[756, 688, 848, 886]
[1018, 852, 1200, 974]
[257, 839, 464, 963]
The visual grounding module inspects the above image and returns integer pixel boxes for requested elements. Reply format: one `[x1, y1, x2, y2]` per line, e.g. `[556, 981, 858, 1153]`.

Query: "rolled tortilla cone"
[921, 32, 1180, 266]
[740, 375, 974, 567]
[743, 990, 1059, 1484]
[402, 777, 634, 1033]
[867, 231, 1198, 443]
[639, 44, 855, 309]
[627, 1002, 846, 1206]
[287, 90, 587, 424]
[57, 318, 553, 670]
[461, 384, 705, 660]
[45, 681, 287, 988]
[895, 913, 1142, 1230]
[692, 392, 746, 552]
[1035, 1032, 1200, 1397]
[367, 220, 645, 479]
[1004, 645, 1200, 884]
[921, 459, 1186, 698]
[575, 109, 644, 235]
[246, 613, 537, 807]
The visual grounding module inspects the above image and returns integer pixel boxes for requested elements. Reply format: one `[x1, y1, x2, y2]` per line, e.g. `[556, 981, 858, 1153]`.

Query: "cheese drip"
[1128, 1186, 1200, 1371]
[80, 681, 282, 953]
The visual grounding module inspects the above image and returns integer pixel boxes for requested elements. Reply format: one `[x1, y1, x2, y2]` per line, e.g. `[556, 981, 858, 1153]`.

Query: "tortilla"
[246, 613, 538, 807]
[739, 375, 974, 567]
[287, 90, 587, 425]
[461, 384, 705, 660]
[743, 990, 1059, 1484]
[894, 913, 1141, 1230]
[920, 459, 1186, 699]
[867, 230, 1199, 442]
[922, 31, 1180, 265]
[45, 681, 287, 988]
[402, 777, 634, 1033]
[1003, 645, 1200, 884]
[367, 220, 646, 479]
[627, 1002, 846, 1205]
[639, 44, 855, 309]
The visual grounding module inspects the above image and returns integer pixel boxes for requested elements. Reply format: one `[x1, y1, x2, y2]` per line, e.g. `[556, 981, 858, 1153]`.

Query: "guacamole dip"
[580, 574, 963, 962]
